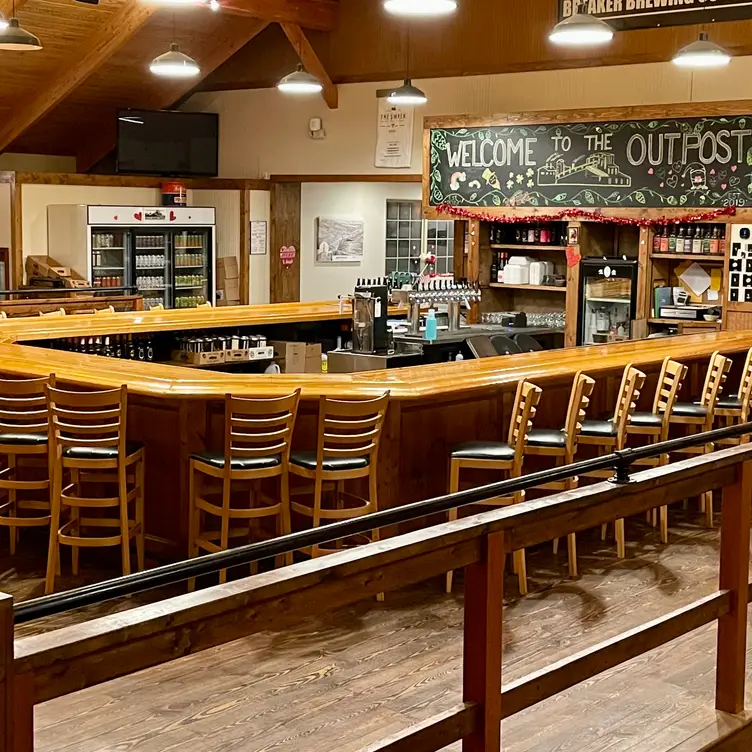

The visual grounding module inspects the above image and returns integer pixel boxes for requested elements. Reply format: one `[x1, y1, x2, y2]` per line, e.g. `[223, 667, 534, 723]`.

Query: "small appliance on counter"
[353, 278, 389, 353]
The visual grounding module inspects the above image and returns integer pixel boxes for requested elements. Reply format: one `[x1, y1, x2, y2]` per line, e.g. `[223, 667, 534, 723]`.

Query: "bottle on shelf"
[676, 225, 685, 254]
[710, 225, 720, 255]
[490, 252, 498, 284]
[702, 225, 712, 255]
[668, 225, 677, 254]
[659, 226, 669, 253]
[652, 227, 661, 254]
[692, 225, 703, 254]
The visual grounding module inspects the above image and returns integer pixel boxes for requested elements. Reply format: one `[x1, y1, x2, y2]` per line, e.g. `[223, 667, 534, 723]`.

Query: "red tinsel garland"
[436, 202, 737, 227]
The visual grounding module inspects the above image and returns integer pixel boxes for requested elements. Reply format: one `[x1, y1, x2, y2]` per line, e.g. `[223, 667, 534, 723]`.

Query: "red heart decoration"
[169, 211, 177, 221]
[114, 215, 118, 220]
[134, 212, 143, 221]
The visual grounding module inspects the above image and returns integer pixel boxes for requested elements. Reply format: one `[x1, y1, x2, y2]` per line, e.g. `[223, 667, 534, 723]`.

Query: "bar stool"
[525, 371, 595, 577]
[714, 347, 752, 431]
[669, 350, 731, 526]
[45, 385, 145, 594]
[197, 301, 212, 309]
[290, 392, 389, 558]
[626, 357, 687, 542]
[578, 364, 646, 558]
[0, 311, 6, 319]
[188, 390, 300, 586]
[94, 306, 115, 315]
[446, 379, 542, 595]
[0, 375, 55, 555]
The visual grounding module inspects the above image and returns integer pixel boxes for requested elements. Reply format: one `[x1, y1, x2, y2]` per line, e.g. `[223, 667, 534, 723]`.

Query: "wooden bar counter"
[0, 301, 750, 554]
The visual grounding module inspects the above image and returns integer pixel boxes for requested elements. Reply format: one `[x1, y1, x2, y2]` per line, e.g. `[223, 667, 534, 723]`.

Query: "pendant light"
[388, 23, 427, 106]
[150, 15, 199, 78]
[0, 15, 8, 30]
[0, 0, 41, 51]
[548, 12, 613, 46]
[277, 32, 322, 95]
[383, 0, 457, 16]
[673, 32, 730, 68]
[278, 64, 323, 94]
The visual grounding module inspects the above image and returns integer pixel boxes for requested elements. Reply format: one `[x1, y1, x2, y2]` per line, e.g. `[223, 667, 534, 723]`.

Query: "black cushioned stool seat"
[449, 441, 516, 461]
[62, 441, 143, 460]
[0, 433, 47, 446]
[629, 411, 663, 428]
[716, 395, 743, 410]
[526, 428, 567, 448]
[191, 452, 281, 471]
[579, 419, 618, 438]
[290, 450, 369, 472]
[672, 402, 707, 419]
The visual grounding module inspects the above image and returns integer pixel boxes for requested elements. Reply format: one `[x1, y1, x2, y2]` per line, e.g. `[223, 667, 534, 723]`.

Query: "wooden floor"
[4, 510, 752, 752]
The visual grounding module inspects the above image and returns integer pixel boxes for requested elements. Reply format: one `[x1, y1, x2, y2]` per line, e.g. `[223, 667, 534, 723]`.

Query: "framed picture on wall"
[315, 218, 364, 263]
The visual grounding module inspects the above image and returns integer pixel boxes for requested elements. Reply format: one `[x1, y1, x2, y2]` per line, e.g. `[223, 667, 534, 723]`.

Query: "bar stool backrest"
[653, 357, 688, 437]
[698, 352, 732, 425]
[224, 390, 300, 464]
[317, 392, 390, 465]
[0, 311, 6, 319]
[736, 348, 752, 422]
[46, 385, 127, 456]
[613, 364, 646, 448]
[507, 380, 542, 465]
[94, 306, 116, 315]
[38, 309, 65, 317]
[0, 375, 55, 438]
[564, 371, 595, 454]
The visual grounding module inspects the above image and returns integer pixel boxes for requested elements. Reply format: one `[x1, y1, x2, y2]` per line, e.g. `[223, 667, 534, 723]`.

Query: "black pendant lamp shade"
[0, 16, 42, 50]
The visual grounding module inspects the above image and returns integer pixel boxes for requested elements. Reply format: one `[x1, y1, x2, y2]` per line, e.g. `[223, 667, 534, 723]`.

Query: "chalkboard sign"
[558, 0, 752, 31]
[428, 115, 752, 209]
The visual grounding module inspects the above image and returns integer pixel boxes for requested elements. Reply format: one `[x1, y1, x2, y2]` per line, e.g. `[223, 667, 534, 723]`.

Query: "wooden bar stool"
[188, 390, 300, 586]
[578, 364, 646, 559]
[0, 375, 55, 554]
[290, 392, 389, 558]
[668, 350, 731, 526]
[626, 357, 687, 543]
[525, 371, 595, 577]
[38, 309, 65, 317]
[714, 347, 752, 432]
[45, 385, 145, 594]
[446, 379, 542, 595]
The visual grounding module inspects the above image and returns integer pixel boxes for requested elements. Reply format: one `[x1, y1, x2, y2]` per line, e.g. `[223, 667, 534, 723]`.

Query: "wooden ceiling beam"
[219, 0, 337, 31]
[280, 22, 337, 109]
[0, 0, 158, 155]
[0, 0, 31, 20]
[76, 18, 269, 173]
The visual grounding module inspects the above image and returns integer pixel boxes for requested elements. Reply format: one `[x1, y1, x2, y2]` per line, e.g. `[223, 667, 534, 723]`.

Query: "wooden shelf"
[648, 318, 721, 327]
[650, 253, 725, 262]
[490, 244, 567, 251]
[489, 283, 566, 293]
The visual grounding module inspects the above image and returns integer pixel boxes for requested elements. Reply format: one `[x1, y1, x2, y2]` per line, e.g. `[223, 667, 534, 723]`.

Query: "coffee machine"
[353, 278, 389, 353]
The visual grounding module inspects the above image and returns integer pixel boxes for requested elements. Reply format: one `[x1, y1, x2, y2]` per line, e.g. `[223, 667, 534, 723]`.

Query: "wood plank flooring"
[3, 511, 752, 752]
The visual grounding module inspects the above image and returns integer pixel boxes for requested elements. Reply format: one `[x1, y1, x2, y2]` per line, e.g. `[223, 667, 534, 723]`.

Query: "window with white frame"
[385, 200, 454, 276]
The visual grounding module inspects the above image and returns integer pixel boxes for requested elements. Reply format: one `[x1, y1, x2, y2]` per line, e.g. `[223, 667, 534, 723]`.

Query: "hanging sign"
[375, 97, 414, 169]
[280, 245, 296, 266]
[428, 114, 752, 209]
[558, 0, 752, 31]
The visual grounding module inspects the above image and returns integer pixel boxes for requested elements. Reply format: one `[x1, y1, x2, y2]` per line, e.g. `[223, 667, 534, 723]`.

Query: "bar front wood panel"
[269, 182, 301, 303]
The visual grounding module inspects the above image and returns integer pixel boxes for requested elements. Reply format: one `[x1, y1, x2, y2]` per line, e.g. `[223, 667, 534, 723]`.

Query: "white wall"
[185, 57, 752, 178]
[300, 182, 421, 302]
[250, 189, 270, 304]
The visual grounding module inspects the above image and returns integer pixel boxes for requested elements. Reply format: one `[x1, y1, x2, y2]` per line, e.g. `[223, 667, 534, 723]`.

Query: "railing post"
[1, 593, 12, 752]
[716, 460, 752, 714]
[463, 530, 504, 751]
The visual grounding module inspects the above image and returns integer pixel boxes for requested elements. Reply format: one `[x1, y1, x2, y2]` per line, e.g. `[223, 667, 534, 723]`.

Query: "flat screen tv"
[116, 109, 219, 177]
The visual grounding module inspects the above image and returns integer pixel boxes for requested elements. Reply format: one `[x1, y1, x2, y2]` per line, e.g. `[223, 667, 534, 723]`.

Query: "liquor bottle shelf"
[488, 283, 566, 292]
[490, 244, 568, 251]
[650, 253, 725, 262]
[94, 266, 125, 271]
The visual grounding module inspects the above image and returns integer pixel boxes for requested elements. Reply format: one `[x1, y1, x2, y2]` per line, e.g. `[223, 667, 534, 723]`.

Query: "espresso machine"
[353, 278, 389, 353]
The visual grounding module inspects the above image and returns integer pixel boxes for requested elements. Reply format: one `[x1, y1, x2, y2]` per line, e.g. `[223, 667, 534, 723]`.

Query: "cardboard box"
[223, 278, 240, 299]
[216, 257, 239, 284]
[269, 341, 322, 373]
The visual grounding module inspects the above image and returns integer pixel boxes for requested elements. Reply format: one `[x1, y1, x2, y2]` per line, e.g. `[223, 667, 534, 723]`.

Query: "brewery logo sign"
[558, 0, 752, 30]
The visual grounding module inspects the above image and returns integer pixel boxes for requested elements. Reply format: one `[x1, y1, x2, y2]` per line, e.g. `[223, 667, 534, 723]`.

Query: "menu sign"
[428, 115, 752, 209]
[558, 0, 752, 30]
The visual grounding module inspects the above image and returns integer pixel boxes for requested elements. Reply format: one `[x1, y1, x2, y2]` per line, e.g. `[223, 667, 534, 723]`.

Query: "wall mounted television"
[116, 109, 219, 177]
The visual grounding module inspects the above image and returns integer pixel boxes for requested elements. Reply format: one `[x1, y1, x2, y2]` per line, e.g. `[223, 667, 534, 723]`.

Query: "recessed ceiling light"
[548, 12, 613, 46]
[673, 32, 731, 68]
[383, 0, 457, 15]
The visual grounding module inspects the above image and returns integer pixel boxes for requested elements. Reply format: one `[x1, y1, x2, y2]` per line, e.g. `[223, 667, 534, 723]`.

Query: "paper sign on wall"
[250, 221, 267, 256]
[375, 97, 414, 169]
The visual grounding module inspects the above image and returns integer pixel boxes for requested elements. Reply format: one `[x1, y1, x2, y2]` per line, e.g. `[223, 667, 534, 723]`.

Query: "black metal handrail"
[12, 420, 752, 624]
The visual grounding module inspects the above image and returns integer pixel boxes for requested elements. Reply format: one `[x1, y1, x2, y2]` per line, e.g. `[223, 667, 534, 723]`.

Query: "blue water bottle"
[424, 308, 438, 342]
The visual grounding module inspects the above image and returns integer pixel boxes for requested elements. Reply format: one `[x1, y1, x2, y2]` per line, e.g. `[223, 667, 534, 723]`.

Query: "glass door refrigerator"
[133, 229, 172, 309]
[172, 226, 213, 308]
[577, 257, 639, 346]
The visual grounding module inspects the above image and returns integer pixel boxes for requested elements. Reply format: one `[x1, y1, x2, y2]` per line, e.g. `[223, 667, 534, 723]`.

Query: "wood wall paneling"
[269, 181, 301, 303]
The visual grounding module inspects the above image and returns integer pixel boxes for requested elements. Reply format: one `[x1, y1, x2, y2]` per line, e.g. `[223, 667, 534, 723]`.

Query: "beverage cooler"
[47, 205, 216, 310]
[577, 258, 639, 346]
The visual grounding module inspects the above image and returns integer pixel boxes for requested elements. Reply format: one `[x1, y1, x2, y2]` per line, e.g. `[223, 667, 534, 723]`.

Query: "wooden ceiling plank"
[0, 0, 31, 20]
[279, 21, 337, 109]
[219, 0, 337, 31]
[0, 0, 157, 154]
[75, 18, 269, 173]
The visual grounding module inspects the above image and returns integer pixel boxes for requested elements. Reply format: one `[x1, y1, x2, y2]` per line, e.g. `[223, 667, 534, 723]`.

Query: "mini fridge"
[47, 205, 216, 309]
[577, 258, 639, 346]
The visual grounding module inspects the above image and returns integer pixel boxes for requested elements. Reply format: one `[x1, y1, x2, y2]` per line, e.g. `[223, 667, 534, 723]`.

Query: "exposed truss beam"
[280, 22, 337, 109]
[0, 0, 157, 154]
[76, 18, 269, 173]
[220, 0, 337, 31]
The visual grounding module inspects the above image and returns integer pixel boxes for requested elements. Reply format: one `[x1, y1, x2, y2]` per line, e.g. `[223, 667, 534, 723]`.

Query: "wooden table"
[0, 301, 749, 554]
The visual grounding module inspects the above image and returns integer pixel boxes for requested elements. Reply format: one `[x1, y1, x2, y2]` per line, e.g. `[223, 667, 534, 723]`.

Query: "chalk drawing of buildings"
[537, 152, 632, 187]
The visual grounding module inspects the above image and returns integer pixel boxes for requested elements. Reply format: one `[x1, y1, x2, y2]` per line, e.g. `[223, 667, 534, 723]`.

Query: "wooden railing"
[2, 444, 752, 752]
